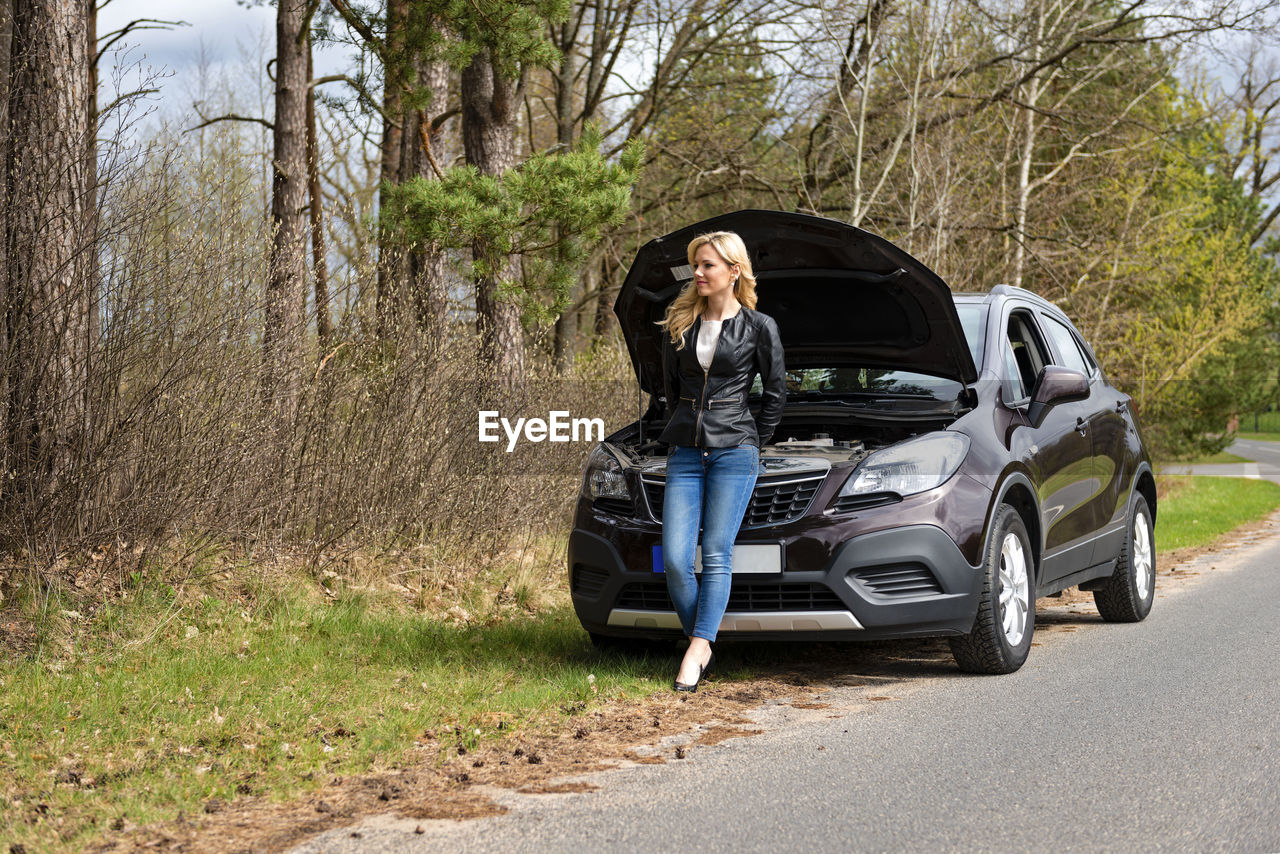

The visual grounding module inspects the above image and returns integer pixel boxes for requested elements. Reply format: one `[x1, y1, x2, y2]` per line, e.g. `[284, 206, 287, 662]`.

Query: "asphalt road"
[1165, 437, 1280, 483]
[1232, 437, 1280, 479]
[294, 520, 1280, 853]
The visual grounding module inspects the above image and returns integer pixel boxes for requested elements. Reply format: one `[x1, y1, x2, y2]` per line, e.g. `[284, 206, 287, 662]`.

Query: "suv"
[569, 210, 1156, 673]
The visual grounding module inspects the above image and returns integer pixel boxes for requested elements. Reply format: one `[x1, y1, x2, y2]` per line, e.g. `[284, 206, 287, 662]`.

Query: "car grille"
[851, 563, 943, 597]
[571, 565, 610, 598]
[641, 474, 825, 529]
[616, 582, 845, 612]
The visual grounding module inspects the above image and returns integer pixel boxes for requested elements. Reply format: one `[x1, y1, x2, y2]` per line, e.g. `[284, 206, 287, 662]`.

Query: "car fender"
[1101, 456, 1155, 537]
[1123, 459, 1156, 521]
[980, 469, 1042, 576]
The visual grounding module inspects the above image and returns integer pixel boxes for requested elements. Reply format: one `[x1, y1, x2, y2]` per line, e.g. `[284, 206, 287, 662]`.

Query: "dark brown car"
[569, 210, 1156, 673]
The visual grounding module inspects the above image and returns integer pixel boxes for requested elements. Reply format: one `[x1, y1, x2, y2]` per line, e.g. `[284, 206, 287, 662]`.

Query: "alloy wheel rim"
[998, 532, 1030, 647]
[1133, 510, 1153, 601]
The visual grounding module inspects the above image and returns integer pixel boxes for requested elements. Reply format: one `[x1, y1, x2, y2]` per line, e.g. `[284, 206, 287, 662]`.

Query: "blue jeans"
[662, 444, 761, 641]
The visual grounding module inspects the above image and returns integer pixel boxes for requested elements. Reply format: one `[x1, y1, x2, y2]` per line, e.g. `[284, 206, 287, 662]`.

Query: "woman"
[656, 231, 786, 692]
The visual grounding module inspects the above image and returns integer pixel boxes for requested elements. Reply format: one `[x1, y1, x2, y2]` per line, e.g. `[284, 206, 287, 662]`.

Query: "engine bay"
[606, 416, 958, 473]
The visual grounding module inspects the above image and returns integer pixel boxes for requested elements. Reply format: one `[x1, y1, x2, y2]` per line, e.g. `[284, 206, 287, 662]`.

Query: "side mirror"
[1027, 366, 1089, 424]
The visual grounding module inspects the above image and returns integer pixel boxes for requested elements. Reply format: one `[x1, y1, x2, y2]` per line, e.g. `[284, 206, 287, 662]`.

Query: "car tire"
[949, 504, 1035, 674]
[1093, 494, 1155, 622]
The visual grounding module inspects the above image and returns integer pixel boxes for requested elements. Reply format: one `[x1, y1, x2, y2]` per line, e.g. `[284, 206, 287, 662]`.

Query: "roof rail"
[988, 283, 1059, 308]
[989, 283, 1039, 297]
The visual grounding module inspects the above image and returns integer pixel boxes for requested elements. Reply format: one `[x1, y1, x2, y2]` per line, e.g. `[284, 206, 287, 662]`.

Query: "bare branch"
[186, 112, 275, 133]
[95, 18, 188, 65]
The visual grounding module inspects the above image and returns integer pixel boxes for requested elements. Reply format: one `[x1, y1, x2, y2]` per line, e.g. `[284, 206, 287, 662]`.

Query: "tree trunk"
[2, 0, 92, 530]
[593, 249, 616, 338]
[0, 0, 13, 482]
[306, 40, 332, 347]
[461, 48, 524, 385]
[805, 0, 892, 204]
[264, 0, 310, 419]
[84, 0, 99, 484]
[554, 20, 576, 149]
[553, 302, 573, 368]
[1011, 0, 1045, 290]
[1011, 88, 1036, 290]
[374, 0, 408, 337]
[551, 22, 577, 370]
[401, 50, 450, 345]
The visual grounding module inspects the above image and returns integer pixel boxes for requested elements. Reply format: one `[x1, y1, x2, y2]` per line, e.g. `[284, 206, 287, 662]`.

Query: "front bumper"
[569, 522, 983, 642]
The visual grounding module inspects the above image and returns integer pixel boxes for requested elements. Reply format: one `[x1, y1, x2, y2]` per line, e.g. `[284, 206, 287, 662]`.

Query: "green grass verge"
[1235, 431, 1280, 443]
[1179, 451, 1253, 465]
[0, 584, 671, 852]
[1155, 476, 1280, 551]
[1155, 450, 1253, 467]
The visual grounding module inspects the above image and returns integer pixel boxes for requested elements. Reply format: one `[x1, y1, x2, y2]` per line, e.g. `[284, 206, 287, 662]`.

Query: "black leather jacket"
[659, 307, 786, 448]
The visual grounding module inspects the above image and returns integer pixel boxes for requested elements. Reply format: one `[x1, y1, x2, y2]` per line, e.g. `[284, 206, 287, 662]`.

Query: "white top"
[697, 318, 723, 371]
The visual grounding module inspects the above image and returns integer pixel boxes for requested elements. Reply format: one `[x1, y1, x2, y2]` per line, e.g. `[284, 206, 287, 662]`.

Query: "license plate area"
[651, 543, 784, 575]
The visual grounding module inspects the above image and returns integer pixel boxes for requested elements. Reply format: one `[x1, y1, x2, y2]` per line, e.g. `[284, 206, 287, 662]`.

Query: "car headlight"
[581, 444, 631, 501]
[840, 432, 970, 498]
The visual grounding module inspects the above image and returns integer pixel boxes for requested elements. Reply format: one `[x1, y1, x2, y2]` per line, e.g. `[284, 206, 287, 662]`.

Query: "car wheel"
[1093, 494, 1155, 622]
[949, 504, 1035, 674]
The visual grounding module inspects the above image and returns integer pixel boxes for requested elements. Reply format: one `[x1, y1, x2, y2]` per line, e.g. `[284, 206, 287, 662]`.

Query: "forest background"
[4, 0, 1280, 592]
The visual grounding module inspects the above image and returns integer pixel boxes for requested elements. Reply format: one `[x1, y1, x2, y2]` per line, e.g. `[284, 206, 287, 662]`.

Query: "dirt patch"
[516, 781, 600, 795]
[89, 669, 830, 853]
[88, 767, 505, 854]
[621, 751, 667, 765]
[0, 614, 36, 657]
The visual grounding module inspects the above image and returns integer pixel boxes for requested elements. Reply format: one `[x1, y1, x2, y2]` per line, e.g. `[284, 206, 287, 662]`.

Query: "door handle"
[1115, 400, 1128, 414]
[1075, 417, 1087, 436]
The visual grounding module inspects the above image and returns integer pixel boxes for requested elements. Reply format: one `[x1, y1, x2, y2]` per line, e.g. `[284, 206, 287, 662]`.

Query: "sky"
[99, 0, 275, 72]
[96, 0, 1277, 172]
[97, 0, 354, 119]
[100, 0, 1273, 117]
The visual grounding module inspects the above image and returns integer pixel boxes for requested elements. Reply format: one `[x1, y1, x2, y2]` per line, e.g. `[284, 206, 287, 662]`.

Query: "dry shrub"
[2, 108, 642, 599]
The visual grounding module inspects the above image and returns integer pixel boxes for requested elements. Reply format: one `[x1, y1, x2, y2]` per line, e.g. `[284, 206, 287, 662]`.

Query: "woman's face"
[693, 243, 740, 300]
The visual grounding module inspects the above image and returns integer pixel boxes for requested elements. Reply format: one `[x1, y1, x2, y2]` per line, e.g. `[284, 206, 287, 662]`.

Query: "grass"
[1236, 431, 1280, 443]
[1154, 475, 1280, 551]
[0, 575, 672, 853]
[1168, 450, 1252, 465]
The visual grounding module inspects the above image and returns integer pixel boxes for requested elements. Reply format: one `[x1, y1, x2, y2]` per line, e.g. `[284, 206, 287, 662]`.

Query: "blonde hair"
[656, 231, 759, 348]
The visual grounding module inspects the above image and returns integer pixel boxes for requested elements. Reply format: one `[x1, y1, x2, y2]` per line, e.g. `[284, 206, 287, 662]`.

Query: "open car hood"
[615, 210, 980, 397]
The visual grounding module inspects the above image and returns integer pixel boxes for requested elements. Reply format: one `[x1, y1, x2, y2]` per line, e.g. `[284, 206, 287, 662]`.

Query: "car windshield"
[750, 303, 986, 402]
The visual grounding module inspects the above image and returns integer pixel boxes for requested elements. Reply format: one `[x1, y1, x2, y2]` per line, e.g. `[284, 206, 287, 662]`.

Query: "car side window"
[1004, 310, 1050, 405]
[1040, 314, 1091, 377]
[1003, 340, 1026, 401]
[1074, 331, 1099, 376]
